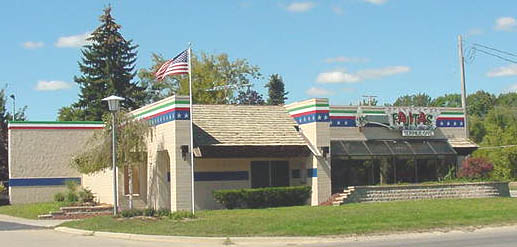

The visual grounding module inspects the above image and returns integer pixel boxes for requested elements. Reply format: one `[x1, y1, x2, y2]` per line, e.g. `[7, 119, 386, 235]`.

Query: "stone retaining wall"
[334, 182, 511, 205]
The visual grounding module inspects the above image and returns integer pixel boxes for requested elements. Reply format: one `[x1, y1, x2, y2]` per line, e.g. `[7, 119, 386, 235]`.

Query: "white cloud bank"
[316, 66, 410, 84]
[495, 17, 517, 31]
[363, 0, 388, 5]
[22, 41, 44, 49]
[55, 32, 92, 48]
[306, 87, 335, 96]
[286, 2, 315, 12]
[35, 80, 72, 91]
[486, 64, 517, 77]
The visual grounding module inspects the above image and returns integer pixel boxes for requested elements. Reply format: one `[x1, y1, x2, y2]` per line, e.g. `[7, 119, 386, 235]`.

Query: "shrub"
[66, 191, 79, 202]
[54, 192, 65, 202]
[169, 210, 195, 220]
[213, 186, 311, 209]
[143, 208, 155, 217]
[156, 208, 171, 217]
[78, 188, 95, 203]
[121, 209, 143, 218]
[0, 183, 5, 193]
[459, 157, 494, 179]
[65, 180, 79, 192]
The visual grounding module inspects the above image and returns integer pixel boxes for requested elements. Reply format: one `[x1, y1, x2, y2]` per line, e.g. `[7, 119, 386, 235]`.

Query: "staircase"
[333, 182, 510, 206]
[39, 204, 113, 219]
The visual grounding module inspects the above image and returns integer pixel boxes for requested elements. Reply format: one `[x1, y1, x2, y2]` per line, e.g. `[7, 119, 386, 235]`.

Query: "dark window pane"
[386, 141, 414, 155]
[365, 141, 392, 155]
[408, 141, 435, 155]
[271, 161, 289, 187]
[251, 161, 269, 188]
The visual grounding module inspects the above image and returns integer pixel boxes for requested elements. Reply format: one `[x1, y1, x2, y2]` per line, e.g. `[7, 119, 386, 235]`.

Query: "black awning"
[331, 140, 456, 158]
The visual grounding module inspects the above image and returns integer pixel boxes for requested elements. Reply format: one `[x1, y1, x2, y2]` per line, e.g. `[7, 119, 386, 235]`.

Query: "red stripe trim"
[143, 107, 190, 120]
[330, 116, 355, 119]
[8, 126, 103, 130]
[291, 110, 329, 118]
[437, 117, 464, 121]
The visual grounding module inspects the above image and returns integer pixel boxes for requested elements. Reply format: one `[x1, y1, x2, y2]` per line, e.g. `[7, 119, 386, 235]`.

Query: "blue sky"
[2, 0, 517, 120]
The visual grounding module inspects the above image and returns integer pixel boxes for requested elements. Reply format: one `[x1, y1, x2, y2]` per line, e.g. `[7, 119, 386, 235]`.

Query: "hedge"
[213, 186, 311, 209]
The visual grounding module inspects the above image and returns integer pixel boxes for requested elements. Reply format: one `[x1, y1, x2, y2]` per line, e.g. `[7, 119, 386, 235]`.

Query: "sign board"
[386, 108, 440, 137]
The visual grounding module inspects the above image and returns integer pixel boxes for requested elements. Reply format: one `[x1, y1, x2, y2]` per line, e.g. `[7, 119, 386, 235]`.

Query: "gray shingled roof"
[192, 104, 307, 146]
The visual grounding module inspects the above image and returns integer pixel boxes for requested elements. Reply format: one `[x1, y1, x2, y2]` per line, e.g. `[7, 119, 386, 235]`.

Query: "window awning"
[331, 140, 457, 157]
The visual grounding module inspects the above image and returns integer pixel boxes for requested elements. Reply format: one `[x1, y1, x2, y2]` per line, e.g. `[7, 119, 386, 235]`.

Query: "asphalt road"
[1, 220, 517, 247]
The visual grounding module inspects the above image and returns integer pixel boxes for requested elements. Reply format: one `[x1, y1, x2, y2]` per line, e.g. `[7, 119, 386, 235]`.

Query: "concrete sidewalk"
[0, 214, 70, 228]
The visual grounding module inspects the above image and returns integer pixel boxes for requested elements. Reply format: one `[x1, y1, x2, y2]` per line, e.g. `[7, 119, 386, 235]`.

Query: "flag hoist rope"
[188, 44, 195, 214]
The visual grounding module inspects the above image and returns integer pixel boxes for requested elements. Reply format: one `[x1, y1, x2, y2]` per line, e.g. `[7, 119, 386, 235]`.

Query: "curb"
[54, 227, 345, 245]
[54, 224, 517, 245]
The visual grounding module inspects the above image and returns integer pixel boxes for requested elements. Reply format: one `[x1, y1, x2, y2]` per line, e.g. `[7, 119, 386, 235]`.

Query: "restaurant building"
[8, 96, 477, 209]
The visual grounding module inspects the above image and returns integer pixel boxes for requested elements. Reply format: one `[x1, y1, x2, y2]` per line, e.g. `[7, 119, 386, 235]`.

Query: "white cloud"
[331, 6, 344, 15]
[306, 87, 335, 96]
[325, 56, 369, 63]
[356, 66, 410, 79]
[495, 17, 517, 31]
[55, 32, 92, 48]
[286, 2, 315, 12]
[486, 64, 517, 77]
[316, 66, 410, 84]
[22, 41, 44, 49]
[35, 80, 72, 91]
[316, 69, 361, 83]
[363, 0, 388, 5]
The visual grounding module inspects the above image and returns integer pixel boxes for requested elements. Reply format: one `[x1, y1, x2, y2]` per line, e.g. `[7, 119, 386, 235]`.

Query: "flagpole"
[188, 43, 195, 214]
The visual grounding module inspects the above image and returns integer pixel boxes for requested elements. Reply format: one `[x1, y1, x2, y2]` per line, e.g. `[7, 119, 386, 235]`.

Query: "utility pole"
[458, 35, 469, 139]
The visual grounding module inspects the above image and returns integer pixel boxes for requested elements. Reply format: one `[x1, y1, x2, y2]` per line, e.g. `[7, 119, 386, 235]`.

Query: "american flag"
[155, 49, 189, 80]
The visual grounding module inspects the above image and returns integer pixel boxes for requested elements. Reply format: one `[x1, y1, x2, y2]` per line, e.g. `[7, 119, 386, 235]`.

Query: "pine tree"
[60, 6, 145, 121]
[265, 74, 288, 105]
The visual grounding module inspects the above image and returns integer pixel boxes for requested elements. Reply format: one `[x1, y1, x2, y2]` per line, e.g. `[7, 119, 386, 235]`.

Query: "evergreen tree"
[59, 6, 145, 121]
[0, 88, 27, 181]
[233, 88, 265, 105]
[265, 74, 288, 105]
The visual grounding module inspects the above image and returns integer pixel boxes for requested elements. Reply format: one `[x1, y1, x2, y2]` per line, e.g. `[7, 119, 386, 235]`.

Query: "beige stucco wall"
[9, 127, 98, 204]
[82, 169, 114, 205]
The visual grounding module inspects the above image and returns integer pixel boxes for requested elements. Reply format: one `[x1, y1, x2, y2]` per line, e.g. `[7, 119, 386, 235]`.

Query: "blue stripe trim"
[307, 168, 317, 178]
[194, 171, 249, 181]
[437, 119, 464, 128]
[330, 119, 356, 127]
[148, 110, 190, 126]
[294, 113, 330, 125]
[9, 177, 81, 187]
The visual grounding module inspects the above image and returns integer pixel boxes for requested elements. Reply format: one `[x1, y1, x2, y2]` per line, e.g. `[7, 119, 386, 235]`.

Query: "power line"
[473, 47, 517, 64]
[472, 42, 517, 58]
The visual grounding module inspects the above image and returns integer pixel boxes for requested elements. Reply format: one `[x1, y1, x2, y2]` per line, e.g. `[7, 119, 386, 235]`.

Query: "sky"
[2, 0, 517, 120]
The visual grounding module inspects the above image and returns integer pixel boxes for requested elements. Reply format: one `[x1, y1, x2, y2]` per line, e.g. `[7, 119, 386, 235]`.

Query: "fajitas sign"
[386, 108, 440, 136]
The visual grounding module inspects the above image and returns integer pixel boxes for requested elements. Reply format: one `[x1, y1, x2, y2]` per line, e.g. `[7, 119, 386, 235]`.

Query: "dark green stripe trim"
[9, 121, 103, 124]
[330, 110, 357, 114]
[363, 110, 385, 114]
[287, 104, 329, 112]
[135, 100, 190, 117]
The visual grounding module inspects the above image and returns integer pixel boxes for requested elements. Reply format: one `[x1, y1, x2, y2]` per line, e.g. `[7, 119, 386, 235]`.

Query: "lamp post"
[102, 95, 125, 215]
[9, 94, 15, 121]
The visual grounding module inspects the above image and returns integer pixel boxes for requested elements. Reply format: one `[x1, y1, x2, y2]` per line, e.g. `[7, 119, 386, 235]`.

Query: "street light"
[102, 95, 124, 215]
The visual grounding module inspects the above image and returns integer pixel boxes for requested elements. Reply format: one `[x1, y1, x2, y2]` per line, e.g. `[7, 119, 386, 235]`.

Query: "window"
[251, 161, 289, 188]
[124, 166, 140, 195]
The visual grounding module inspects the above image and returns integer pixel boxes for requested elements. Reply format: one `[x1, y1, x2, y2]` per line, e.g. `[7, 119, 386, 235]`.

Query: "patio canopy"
[331, 140, 457, 158]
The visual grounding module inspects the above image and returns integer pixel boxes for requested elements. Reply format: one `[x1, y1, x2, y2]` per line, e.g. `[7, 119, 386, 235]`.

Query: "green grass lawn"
[61, 198, 517, 237]
[0, 202, 66, 219]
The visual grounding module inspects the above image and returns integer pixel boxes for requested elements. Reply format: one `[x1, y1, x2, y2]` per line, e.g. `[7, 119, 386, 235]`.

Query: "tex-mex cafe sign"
[386, 108, 440, 137]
